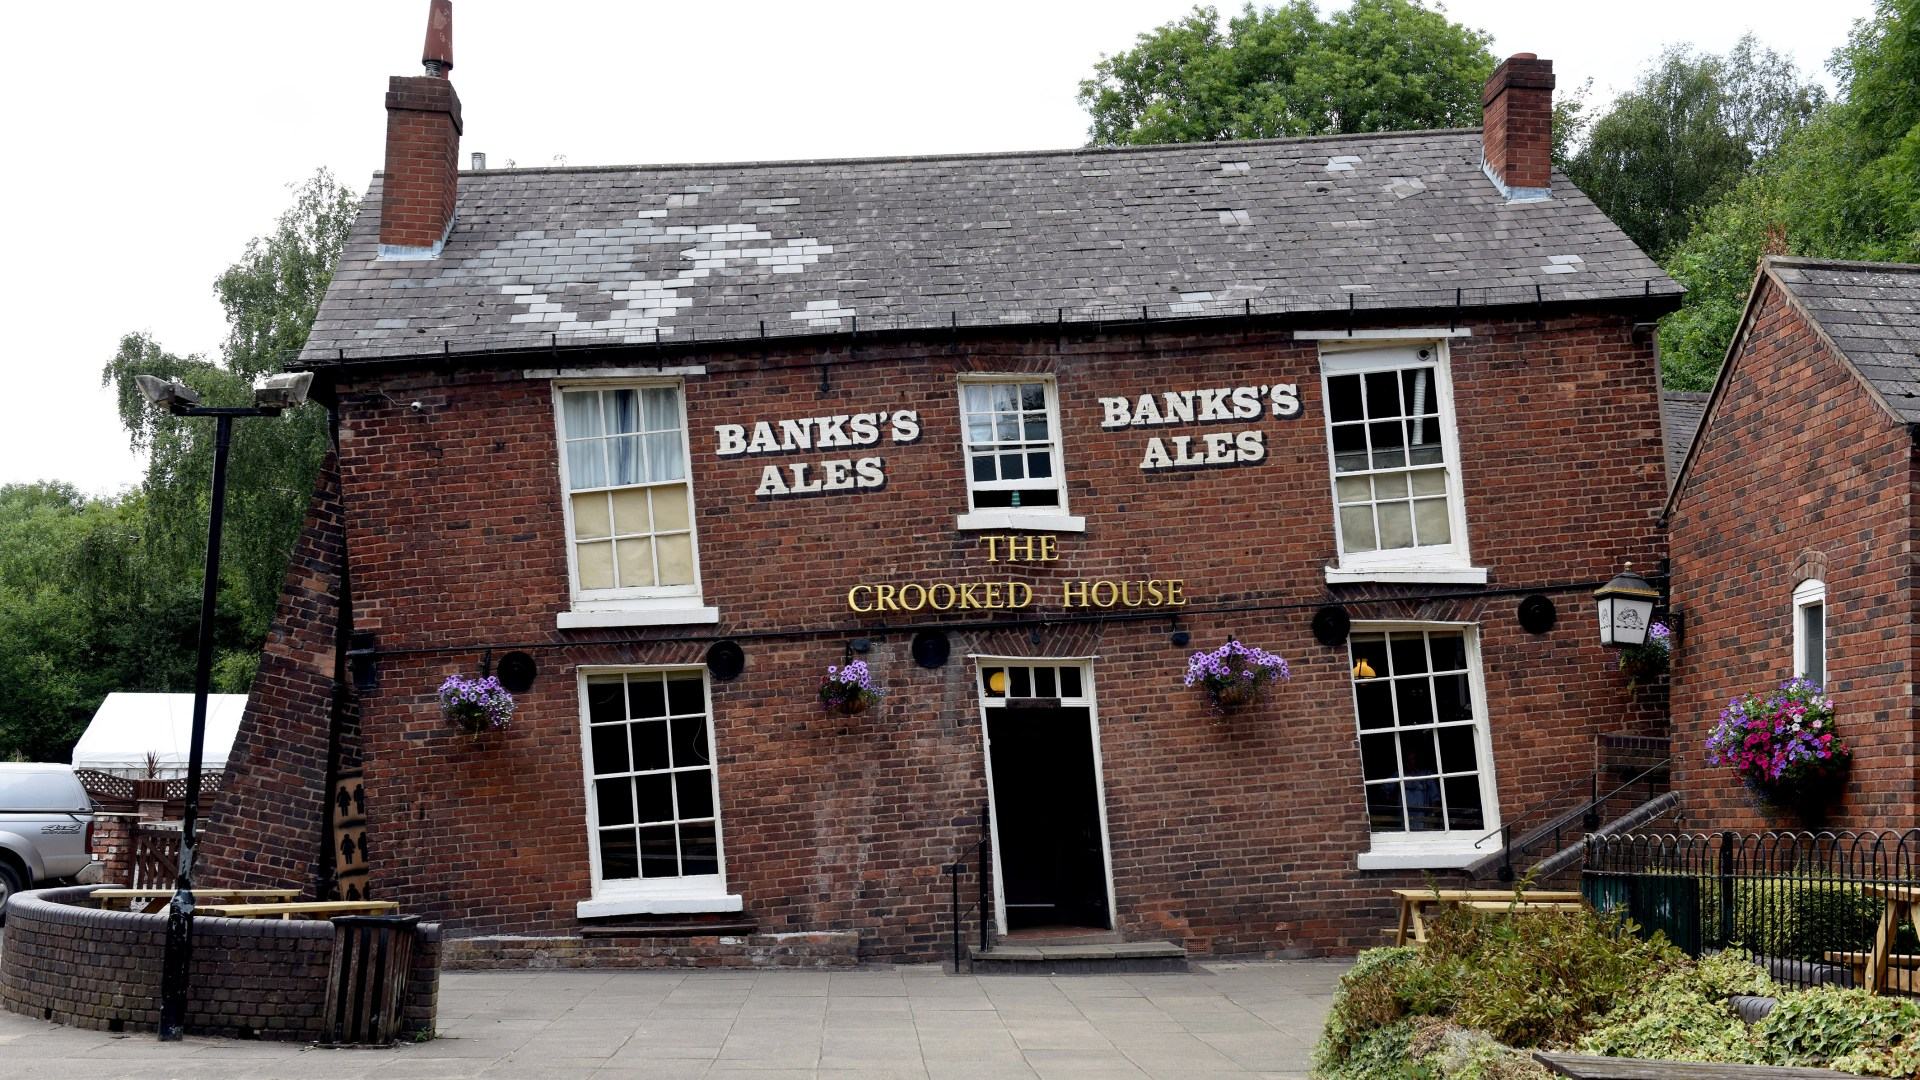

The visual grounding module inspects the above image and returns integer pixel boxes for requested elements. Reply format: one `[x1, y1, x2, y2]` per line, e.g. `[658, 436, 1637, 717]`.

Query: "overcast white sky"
[0, 1, 1869, 495]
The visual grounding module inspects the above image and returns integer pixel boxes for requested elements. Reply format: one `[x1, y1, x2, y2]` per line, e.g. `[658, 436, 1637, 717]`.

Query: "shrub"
[1576, 954, 1773, 1063]
[1422, 904, 1683, 1048]
[1316, 1018, 1423, 1080]
[1409, 1018, 1556, 1080]
[1753, 986, 1920, 1077]
[1314, 946, 1417, 1071]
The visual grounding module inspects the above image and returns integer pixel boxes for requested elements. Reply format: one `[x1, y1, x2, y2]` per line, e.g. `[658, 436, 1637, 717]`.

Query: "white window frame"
[551, 380, 719, 629]
[1793, 578, 1827, 686]
[574, 665, 740, 918]
[971, 656, 1116, 937]
[1319, 342, 1485, 585]
[954, 374, 1085, 533]
[1345, 622, 1502, 870]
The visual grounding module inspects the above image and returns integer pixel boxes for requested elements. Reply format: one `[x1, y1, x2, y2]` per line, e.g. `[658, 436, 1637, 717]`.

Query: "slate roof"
[1660, 392, 1708, 481]
[301, 129, 1681, 366]
[1771, 258, 1920, 424]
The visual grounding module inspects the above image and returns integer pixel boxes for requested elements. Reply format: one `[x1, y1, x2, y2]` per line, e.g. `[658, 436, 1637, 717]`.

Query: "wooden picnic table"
[1391, 888, 1585, 945]
[90, 887, 301, 914]
[1861, 883, 1920, 995]
[196, 900, 399, 921]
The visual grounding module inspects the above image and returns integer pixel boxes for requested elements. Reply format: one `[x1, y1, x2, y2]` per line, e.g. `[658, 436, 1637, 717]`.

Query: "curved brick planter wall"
[1, 887, 440, 1040]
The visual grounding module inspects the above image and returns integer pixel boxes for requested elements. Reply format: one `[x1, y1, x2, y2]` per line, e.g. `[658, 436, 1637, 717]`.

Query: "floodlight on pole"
[134, 375, 203, 410]
[252, 371, 314, 410]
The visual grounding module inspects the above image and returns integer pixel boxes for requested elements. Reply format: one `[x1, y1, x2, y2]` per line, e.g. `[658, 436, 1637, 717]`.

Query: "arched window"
[1792, 579, 1826, 687]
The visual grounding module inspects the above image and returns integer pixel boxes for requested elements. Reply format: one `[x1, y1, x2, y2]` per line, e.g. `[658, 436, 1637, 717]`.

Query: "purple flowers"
[1184, 639, 1290, 715]
[1706, 678, 1848, 793]
[819, 659, 885, 714]
[438, 674, 515, 733]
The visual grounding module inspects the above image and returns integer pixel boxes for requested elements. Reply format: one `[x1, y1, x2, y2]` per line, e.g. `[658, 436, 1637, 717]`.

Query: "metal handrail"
[1473, 755, 1673, 881]
[946, 801, 994, 972]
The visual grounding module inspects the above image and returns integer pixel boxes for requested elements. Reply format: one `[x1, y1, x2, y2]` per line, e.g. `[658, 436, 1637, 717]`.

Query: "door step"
[970, 940, 1189, 974]
[999, 929, 1126, 946]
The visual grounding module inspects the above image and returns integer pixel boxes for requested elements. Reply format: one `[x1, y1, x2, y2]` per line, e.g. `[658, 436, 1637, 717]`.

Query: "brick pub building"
[198, 6, 1687, 963]
[1665, 257, 1920, 829]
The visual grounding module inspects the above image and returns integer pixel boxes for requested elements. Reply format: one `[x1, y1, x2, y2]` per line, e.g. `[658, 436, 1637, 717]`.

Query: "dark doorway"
[986, 705, 1111, 931]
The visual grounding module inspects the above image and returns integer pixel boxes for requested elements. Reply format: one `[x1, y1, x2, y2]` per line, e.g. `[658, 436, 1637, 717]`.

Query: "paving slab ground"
[0, 960, 1346, 1079]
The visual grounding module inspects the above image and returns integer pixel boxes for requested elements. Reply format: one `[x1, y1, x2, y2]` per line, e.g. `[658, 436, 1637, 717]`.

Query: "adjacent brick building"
[1665, 257, 1920, 828]
[199, 8, 1687, 960]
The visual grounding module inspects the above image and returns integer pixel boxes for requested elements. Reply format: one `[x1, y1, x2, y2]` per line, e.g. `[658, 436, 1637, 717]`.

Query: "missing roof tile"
[1217, 209, 1253, 226]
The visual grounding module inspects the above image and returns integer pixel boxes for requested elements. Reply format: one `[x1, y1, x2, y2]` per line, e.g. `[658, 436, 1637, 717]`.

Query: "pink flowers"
[1706, 678, 1849, 795]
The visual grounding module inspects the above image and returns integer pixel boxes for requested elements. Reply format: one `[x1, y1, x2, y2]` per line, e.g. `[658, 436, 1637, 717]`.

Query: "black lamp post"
[136, 371, 312, 1042]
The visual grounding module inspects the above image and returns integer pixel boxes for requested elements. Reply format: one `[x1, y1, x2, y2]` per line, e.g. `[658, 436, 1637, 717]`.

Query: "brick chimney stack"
[1481, 53, 1554, 200]
[379, 0, 462, 256]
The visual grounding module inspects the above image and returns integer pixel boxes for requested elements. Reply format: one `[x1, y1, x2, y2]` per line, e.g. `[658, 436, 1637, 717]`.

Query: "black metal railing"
[1584, 829, 1920, 989]
[946, 802, 995, 972]
[1471, 754, 1673, 881]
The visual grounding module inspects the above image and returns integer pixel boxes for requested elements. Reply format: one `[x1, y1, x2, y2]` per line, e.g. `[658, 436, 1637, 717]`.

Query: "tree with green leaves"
[1567, 38, 1825, 260]
[103, 169, 355, 644]
[0, 168, 358, 761]
[1079, 1, 1590, 167]
[1079, 1, 1498, 145]
[1658, 0, 1920, 390]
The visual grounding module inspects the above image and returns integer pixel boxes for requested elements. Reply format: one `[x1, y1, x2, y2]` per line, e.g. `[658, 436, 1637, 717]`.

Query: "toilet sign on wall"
[1097, 383, 1302, 471]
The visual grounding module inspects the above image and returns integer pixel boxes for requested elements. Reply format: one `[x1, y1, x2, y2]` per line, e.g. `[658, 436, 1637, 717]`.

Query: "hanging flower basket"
[438, 674, 515, 735]
[1184, 640, 1290, 718]
[1619, 621, 1672, 685]
[819, 660, 884, 717]
[1706, 678, 1850, 817]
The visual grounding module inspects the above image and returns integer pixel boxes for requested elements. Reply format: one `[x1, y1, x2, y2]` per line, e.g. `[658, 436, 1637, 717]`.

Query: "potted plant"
[1619, 620, 1672, 685]
[437, 674, 516, 735]
[1184, 639, 1290, 717]
[819, 660, 884, 716]
[1706, 678, 1850, 816]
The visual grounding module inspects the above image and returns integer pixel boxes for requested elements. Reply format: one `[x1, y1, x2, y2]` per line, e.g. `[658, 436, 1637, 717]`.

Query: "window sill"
[557, 605, 720, 630]
[576, 892, 744, 919]
[955, 511, 1086, 533]
[1356, 847, 1489, 871]
[1325, 566, 1489, 585]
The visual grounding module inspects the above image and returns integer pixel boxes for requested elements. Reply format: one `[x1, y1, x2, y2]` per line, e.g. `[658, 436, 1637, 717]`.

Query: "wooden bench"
[1823, 949, 1920, 994]
[1861, 884, 1920, 995]
[196, 900, 399, 921]
[1390, 888, 1585, 945]
[1536, 1051, 1853, 1077]
[90, 887, 301, 914]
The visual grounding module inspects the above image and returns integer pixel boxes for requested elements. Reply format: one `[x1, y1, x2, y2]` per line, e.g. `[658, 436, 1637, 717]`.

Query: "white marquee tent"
[70, 693, 248, 778]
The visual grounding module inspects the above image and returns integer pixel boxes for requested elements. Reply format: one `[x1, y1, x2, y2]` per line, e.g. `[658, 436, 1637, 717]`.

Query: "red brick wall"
[0, 886, 440, 1040]
[1668, 277, 1920, 828]
[298, 311, 1667, 959]
[198, 454, 354, 895]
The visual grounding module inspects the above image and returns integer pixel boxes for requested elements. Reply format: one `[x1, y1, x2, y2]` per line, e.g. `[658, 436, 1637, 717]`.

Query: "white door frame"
[972, 656, 1117, 937]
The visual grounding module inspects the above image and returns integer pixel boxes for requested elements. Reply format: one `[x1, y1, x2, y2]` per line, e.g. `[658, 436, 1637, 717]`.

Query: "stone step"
[970, 940, 1189, 974]
[580, 921, 759, 938]
[445, 930, 860, 970]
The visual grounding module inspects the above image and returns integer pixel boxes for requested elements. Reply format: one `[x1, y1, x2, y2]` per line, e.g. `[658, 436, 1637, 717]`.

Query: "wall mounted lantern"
[1595, 564, 1661, 647]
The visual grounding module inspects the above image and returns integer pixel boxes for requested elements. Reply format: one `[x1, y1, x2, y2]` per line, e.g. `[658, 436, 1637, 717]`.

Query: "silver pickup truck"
[0, 763, 96, 916]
